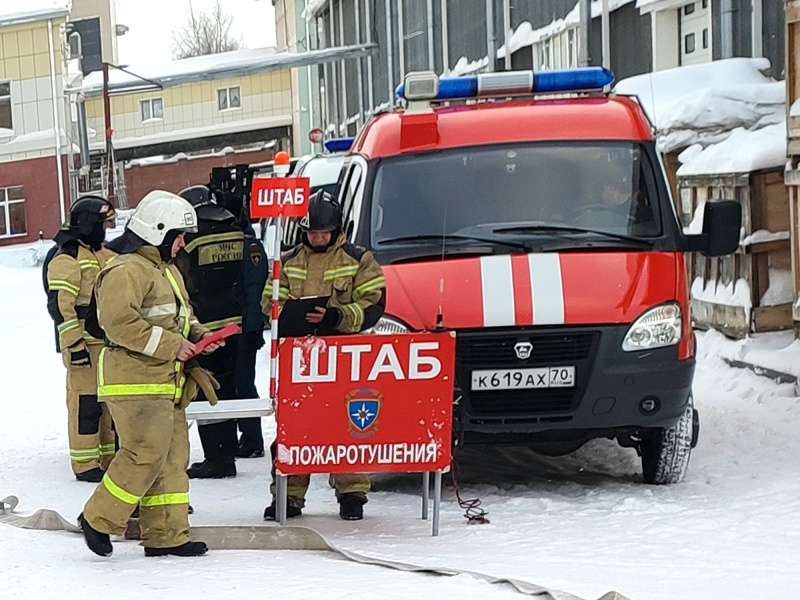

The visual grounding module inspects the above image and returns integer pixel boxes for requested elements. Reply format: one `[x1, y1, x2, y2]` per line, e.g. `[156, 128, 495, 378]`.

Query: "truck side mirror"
[686, 200, 741, 257]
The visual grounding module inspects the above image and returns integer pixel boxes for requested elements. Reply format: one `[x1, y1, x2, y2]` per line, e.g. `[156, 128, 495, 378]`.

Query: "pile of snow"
[676, 122, 787, 176]
[450, 56, 490, 77]
[701, 327, 800, 379]
[761, 268, 794, 306]
[0, 241, 53, 269]
[741, 229, 791, 245]
[614, 58, 784, 153]
[691, 276, 752, 311]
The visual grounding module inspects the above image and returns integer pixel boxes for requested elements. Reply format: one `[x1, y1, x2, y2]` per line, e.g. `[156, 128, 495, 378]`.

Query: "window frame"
[217, 86, 242, 111]
[0, 185, 27, 238]
[0, 80, 12, 131]
[139, 97, 164, 122]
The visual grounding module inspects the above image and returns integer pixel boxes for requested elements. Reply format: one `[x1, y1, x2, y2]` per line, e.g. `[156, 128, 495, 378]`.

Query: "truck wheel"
[640, 396, 694, 484]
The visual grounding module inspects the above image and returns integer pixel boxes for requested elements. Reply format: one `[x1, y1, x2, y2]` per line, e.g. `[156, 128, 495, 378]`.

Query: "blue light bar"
[395, 67, 614, 100]
[324, 137, 354, 153]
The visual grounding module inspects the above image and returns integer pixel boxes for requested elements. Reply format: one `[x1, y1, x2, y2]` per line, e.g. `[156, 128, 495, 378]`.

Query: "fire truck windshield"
[370, 141, 663, 248]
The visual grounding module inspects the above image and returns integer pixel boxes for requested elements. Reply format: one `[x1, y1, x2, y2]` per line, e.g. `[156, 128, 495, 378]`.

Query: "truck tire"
[640, 396, 694, 484]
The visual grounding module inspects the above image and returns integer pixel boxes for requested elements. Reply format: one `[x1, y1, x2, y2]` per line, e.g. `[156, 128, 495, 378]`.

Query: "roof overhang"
[635, 0, 688, 15]
[0, 5, 70, 27]
[82, 43, 378, 98]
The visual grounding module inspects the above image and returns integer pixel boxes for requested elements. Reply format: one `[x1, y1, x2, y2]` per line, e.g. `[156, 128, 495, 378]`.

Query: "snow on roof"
[82, 44, 376, 97]
[615, 57, 784, 153]
[676, 122, 786, 177]
[497, 0, 634, 59]
[0, 0, 70, 26]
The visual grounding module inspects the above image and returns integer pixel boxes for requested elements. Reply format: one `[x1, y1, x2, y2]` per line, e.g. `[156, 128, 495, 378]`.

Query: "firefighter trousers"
[63, 344, 115, 474]
[269, 441, 370, 507]
[83, 397, 191, 548]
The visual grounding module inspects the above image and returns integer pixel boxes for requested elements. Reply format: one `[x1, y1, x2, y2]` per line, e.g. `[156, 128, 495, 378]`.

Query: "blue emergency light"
[395, 67, 614, 100]
[324, 137, 354, 153]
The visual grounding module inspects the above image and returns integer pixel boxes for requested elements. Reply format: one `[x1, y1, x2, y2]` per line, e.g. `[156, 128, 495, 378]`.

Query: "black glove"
[318, 307, 341, 330]
[242, 330, 265, 351]
[70, 348, 91, 367]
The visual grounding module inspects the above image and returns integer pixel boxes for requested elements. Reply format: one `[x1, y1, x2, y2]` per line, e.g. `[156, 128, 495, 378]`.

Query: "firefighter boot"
[75, 467, 104, 483]
[78, 513, 112, 557]
[338, 494, 366, 520]
[188, 421, 237, 479]
[263, 500, 302, 521]
[144, 541, 208, 557]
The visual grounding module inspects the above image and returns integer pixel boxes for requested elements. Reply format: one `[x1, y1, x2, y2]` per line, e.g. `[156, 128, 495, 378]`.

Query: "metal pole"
[276, 473, 287, 525]
[751, 0, 763, 58]
[48, 19, 66, 222]
[422, 472, 430, 520]
[385, 0, 394, 101]
[102, 62, 116, 206]
[271, 204, 285, 525]
[398, 0, 406, 79]
[720, 0, 734, 58]
[338, 0, 348, 134]
[578, 0, 591, 67]
[441, 0, 449, 74]
[485, 0, 496, 72]
[503, 0, 511, 70]
[601, 0, 611, 69]
[427, 0, 435, 71]
[365, 0, 374, 111]
[432, 470, 442, 536]
[355, 0, 365, 124]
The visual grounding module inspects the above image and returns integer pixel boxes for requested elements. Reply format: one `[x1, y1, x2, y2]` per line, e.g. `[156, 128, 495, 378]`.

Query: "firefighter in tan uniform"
[262, 191, 386, 521]
[79, 191, 223, 558]
[46, 196, 117, 482]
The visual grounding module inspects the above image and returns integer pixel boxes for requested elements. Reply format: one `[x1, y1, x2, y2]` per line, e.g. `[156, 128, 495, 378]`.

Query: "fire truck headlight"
[367, 315, 410, 335]
[622, 303, 682, 352]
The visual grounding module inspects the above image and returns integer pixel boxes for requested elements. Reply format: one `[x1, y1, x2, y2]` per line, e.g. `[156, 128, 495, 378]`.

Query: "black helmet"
[300, 190, 341, 232]
[68, 195, 116, 237]
[178, 185, 235, 222]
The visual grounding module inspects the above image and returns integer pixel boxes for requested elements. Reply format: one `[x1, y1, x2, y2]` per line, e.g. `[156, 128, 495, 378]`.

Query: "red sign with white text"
[250, 176, 311, 218]
[276, 332, 456, 475]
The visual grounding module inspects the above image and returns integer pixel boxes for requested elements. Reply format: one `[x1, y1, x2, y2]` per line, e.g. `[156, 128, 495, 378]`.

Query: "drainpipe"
[486, 0, 496, 72]
[579, 0, 591, 67]
[720, 0, 734, 58]
[47, 19, 66, 223]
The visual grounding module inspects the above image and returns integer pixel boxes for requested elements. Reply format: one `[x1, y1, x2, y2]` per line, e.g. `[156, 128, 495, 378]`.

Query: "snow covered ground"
[1, 251, 799, 600]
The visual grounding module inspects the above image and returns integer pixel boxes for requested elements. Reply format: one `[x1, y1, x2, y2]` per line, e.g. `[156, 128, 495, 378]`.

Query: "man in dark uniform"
[217, 191, 268, 458]
[175, 185, 245, 479]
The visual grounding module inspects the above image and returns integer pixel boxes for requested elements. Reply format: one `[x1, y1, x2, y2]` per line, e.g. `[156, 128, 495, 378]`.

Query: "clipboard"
[278, 296, 330, 337]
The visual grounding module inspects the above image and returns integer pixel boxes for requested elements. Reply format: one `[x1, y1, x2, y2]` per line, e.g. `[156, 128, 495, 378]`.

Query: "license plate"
[470, 366, 576, 391]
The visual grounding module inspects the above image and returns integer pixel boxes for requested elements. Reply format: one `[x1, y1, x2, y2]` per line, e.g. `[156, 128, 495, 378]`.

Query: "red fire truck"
[301, 68, 740, 483]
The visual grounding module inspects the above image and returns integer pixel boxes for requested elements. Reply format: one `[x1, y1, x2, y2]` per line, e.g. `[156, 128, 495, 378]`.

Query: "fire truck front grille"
[456, 331, 595, 368]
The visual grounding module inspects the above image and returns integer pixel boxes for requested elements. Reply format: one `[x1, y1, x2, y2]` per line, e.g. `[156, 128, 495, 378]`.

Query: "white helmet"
[127, 190, 198, 245]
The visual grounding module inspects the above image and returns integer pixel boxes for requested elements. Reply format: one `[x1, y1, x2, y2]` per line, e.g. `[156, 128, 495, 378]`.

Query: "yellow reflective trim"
[102, 474, 141, 505]
[164, 269, 191, 337]
[284, 267, 307, 280]
[49, 280, 80, 295]
[98, 444, 116, 456]
[323, 265, 359, 281]
[345, 303, 364, 332]
[184, 231, 244, 254]
[353, 276, 386, 299]
[99, 383, 178, 397]
[203, 315, 242, 331]
[58, 319, 80, 334]
[78, 260, 100, 270]
[140, 492, 190, 507]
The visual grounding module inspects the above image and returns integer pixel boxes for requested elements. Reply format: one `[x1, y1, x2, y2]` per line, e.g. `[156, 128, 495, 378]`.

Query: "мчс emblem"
[514, 342, 533, 360]
[345, 388, 382, 438]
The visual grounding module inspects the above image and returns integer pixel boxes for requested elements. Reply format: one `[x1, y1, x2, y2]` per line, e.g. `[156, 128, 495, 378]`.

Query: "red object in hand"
[190, 323, 241, 357]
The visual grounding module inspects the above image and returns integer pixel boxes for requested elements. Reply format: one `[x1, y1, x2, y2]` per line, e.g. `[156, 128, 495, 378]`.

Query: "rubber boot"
[78, 513, 112, 556]
[263, 500, 302, 521]
[338, 494, 366, 520]
[76, 467, 104, 483]
[188, 420, 238, 479]
[144, 541, 208, 557]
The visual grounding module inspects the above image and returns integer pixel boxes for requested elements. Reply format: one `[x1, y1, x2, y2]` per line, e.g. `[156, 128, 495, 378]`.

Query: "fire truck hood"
[382, 252, 678, 330]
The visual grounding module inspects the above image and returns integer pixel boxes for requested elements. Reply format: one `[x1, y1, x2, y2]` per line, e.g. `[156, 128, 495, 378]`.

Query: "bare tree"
[171, 1, 242, 59]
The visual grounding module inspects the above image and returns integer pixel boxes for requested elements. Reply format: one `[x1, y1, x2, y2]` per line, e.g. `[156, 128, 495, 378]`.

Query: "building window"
[684, 3, 695, 15]
[702, 0, 707, 7]
[685, 33, 696, 54]
[140, 98, 163, 121]
[0, 81, 11, 131]
[0, 186, 26, 237]
[702, 28, 708, 49]
[217, 86, 241, 111]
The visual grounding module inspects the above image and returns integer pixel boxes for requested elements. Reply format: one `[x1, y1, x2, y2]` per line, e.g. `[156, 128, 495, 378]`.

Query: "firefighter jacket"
[262, 233, 386, 334]
[46, 241, 114, 352]
[235, 228, 267, 335]
[94, 245, 209, 403]
[174, 220, 244, 331]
